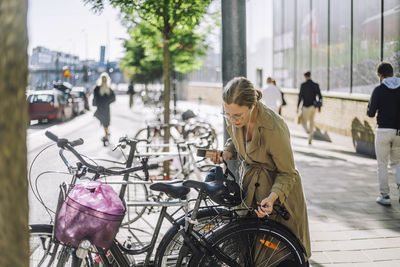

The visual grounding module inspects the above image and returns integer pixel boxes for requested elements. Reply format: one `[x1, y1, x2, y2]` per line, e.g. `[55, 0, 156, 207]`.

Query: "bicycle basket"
[55, 180, 125, 249]
[204, 166, 244, 207]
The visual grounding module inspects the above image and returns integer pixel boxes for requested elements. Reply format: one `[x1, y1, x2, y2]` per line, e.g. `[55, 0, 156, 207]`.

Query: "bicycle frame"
[34, 132, 243, 267]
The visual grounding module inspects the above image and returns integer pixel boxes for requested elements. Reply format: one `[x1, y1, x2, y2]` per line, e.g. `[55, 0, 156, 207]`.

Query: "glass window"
[273, 0, 283, 52]
[282, 0, 296, 88]
[311, 0, 328, 91]
[383, 0, 400, 77]
[329, 0, 351, 92]
[352, 0, 381, 94]
[28, 94, 54, 104]
[296, 0, 311, 88]
[273, 0, 284, 86]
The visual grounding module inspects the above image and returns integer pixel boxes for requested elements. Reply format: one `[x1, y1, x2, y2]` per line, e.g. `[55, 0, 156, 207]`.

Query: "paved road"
[28, 95, 400, 266]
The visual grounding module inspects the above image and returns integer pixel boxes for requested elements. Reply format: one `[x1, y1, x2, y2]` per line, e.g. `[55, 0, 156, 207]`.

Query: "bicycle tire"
[185, 125, 218, 149]
[154, 208, 234, 267]
[188, 218, 306, 267]
[134, 127, 164, 152]
[120, 178, 149, 226]
[29, 224, 98, 267]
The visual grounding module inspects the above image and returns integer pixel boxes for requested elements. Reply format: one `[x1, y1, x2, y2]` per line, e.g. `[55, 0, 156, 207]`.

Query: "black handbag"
[313, 99, 322, 108]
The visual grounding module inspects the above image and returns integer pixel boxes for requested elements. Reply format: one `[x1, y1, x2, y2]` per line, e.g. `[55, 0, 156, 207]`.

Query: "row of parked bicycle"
[27, 82, 90, 124]
[29, 107, 306, 266]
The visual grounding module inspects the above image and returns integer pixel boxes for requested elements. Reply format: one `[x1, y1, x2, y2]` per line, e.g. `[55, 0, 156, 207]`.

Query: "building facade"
[29, 46, 125, 90]
[273, 0, 400, 94]
[244, 0, 400, 156]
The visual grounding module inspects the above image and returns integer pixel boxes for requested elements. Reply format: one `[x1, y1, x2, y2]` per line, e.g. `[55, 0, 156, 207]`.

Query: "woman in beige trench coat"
[212, 77, 311, 263]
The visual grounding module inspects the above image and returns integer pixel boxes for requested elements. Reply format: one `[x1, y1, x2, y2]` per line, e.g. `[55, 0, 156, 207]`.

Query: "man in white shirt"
[261, 77, 282, 113]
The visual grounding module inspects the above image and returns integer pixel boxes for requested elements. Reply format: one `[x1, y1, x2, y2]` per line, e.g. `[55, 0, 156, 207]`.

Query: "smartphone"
[196, 148, 222, 158]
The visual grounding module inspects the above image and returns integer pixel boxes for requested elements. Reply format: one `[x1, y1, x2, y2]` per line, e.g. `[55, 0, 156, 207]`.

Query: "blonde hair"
[222, 77, 262, 108]
[96, 72, 111, 87]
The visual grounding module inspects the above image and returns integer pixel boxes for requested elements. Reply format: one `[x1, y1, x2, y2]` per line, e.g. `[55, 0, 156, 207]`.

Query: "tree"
[84, 0, 213, 175]
[0, 0, 29, 266]
[120, 20, 208, 85]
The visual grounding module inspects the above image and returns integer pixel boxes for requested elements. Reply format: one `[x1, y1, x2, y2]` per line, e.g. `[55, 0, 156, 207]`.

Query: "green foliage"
[120, 23, 163, 84]
[120, 20, 208, 82]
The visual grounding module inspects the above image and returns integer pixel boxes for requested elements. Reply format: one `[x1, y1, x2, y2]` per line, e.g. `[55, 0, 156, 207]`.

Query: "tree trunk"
[0, 0, 29, 266]
[162, 38, 171, 177]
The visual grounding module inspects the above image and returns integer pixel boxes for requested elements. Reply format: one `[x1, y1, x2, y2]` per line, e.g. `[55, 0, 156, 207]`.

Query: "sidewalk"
[285, 120, 400, 266]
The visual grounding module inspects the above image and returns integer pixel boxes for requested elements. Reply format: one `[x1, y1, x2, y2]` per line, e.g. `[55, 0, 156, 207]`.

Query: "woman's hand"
[211, 150, 233, 164]
[255, 192, 279, 218]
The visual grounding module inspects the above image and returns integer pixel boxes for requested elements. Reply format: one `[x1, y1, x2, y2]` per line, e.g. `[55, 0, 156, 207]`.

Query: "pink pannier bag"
[55, 181, 125, 249]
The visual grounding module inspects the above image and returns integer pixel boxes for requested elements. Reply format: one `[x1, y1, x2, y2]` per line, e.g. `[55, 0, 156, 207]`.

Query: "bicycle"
[30, 132, 307, 266]
[29, 132, 227, 266]
[134, 120, 218, 152]
[133, 131, 216, 181]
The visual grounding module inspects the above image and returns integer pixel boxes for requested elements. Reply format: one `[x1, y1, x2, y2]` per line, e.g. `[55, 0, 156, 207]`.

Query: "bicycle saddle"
[150, 180, 190, 200]
[183, 180, 243, 207]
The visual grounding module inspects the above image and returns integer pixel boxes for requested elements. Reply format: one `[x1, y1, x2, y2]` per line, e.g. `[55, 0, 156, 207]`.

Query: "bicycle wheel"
[185, 125, 218, 149]
[189, 218, 306, 267]
[29, 224, 98, 267]
[134, 126, 165, 152]
[120, 177, 149, 226]
[30, 224, 59, 266]
[154, 208, 233, 267]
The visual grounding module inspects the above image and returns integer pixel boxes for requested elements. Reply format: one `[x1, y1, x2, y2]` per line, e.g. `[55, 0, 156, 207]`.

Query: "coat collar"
[226, 102, 273, 156]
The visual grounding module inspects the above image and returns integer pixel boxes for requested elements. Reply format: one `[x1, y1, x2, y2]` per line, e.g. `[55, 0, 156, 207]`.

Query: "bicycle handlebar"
[45, 131, 158, 175]
[45, 131, 84, 148]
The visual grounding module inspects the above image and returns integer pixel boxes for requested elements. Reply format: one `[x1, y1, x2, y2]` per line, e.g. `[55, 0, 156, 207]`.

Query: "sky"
[28, 0, 129, 61]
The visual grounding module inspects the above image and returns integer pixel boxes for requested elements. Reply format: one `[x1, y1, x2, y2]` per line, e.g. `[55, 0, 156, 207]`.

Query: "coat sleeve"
[316, 83, 322, 102]
[269, 123, 300, 205]
[297, 85, 304, 109]
[92, 87, 98, 106]
[367, 87, 379, 117]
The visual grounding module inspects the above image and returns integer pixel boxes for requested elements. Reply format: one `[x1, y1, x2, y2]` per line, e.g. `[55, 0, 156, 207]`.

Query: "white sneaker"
[376, 195, 391, 206]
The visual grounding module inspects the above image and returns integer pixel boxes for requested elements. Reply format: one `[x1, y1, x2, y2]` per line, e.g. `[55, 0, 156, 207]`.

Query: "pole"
[221, 0, 246, 177]
[173, 70, 177, 115]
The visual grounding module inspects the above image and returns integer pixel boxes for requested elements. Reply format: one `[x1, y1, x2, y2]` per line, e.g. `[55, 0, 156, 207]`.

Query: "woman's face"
[101, 76, 107, 84]
[223, 103, 253, 128]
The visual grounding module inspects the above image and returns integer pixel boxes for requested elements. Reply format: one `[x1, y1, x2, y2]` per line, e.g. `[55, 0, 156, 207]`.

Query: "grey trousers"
[374, 128, 400, 196]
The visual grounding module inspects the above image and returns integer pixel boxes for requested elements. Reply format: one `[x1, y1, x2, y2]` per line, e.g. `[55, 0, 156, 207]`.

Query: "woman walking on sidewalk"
[211, 77, 311, 265]
[93, 72, 116, 145]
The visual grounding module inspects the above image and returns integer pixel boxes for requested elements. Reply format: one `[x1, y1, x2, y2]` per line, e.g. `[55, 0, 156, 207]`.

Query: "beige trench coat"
[224, 101, 311, 259]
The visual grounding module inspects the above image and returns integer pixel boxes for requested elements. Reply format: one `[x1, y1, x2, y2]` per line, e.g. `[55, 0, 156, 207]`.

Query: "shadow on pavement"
[309, 260, 324, 267]
[351, 117, 375, 157]
[294, 150, 347, 162]
[324, 147, 376, 159]
[313, 128, 331, 142]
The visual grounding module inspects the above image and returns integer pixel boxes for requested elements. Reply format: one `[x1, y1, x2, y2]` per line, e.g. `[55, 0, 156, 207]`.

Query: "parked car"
[70, 90, 86, 115]
[27, 89, 73, 123]
[72, 86, 90, 111]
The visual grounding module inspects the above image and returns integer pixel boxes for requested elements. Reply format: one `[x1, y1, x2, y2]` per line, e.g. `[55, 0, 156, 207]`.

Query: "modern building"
[244, 0, 400, 156]
[272, 0, 400, 95]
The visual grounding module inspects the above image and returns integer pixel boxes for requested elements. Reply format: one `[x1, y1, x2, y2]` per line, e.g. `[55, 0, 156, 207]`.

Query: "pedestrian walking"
[211, 77, 311, 265]
[127, 81, 135, 108]
[297, 71, 322, 145]
[272, 79, 286, 115]
[92, 72, 116, 146]
[367, 62, 400, 206]
[260, 77, 282, 114]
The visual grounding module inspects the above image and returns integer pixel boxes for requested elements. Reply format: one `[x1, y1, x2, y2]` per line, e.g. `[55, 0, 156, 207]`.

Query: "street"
[28, 95, 400, 266]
